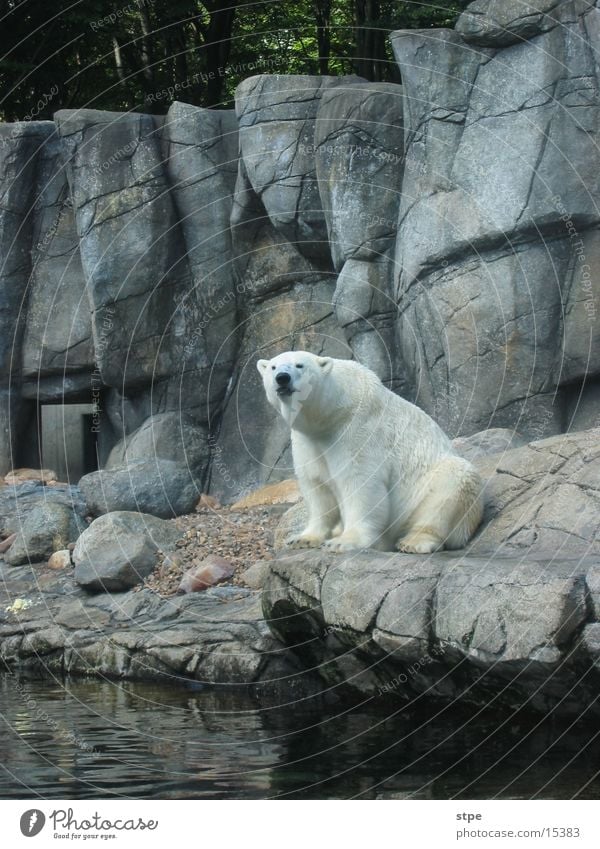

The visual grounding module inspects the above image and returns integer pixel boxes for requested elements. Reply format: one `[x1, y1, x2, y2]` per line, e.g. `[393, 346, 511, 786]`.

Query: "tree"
[0, 0, 469, 120]
[354, 0, 386, 81]
[313, 0, 332, 75]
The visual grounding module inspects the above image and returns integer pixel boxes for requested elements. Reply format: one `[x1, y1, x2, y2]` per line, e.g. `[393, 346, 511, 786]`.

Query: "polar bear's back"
[326, 357, 454, 469]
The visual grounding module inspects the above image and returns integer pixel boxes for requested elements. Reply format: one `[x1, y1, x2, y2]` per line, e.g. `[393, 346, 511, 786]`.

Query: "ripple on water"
[1, 675, 599, 799]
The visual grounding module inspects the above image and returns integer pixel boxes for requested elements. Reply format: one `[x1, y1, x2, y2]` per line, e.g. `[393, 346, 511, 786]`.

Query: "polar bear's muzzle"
[275, 369, 295, 396]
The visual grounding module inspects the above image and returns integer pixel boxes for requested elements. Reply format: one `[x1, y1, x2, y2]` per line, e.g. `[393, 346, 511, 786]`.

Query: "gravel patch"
[140, 503, 285, 597]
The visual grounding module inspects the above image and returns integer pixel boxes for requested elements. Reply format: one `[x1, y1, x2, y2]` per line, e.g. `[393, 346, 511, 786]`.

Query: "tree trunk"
[112, 36, 126, 82]
[136, 1, 157, 108]
[313, 0, 332, 76]
[203, 1, 238, 106]
[354, 0, 384, 80]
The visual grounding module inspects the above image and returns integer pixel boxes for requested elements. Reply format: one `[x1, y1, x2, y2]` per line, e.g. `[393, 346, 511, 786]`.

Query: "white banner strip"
[1, 799, 598, 848]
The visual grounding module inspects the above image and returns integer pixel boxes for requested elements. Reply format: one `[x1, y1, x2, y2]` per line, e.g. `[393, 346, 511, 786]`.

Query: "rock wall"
[0, 0, 598, 507]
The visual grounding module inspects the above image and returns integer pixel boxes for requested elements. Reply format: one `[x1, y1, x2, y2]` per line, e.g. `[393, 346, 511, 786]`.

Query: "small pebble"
[47, 550, 72, 570]
[0, 533, 16, 554]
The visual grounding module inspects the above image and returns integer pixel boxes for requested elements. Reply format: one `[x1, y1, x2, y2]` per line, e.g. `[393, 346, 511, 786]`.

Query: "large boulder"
[105, 412, 209, 471]
[5, 502, 85, 566]
[434, 557, 587, 666]
[0, 481, 87, 538]
[73, 511, 181, 592]
[79, 460, 201, 519]
[452, 427, 528, 462]
[471, 427, 600, 556]
[80, 412, 209, 518]
[262, 547, 592, 714]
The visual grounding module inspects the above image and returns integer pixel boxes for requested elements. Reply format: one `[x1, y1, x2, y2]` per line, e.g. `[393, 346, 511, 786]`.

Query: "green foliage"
[0, 0, 470, 120]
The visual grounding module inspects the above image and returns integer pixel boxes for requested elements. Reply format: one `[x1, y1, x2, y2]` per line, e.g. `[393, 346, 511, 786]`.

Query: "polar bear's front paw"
[322, 539, 357, 553]
[322, 535, 370, 553]
[285, 532, 325, 549]
[396, 533, 442, 554]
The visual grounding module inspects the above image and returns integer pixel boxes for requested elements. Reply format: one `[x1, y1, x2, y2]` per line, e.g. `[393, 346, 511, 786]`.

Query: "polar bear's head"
[257, 350, 333, 427]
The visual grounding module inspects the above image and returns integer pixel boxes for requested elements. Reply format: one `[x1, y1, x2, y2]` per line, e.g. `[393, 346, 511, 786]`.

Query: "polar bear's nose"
[275, 371, 291, 387]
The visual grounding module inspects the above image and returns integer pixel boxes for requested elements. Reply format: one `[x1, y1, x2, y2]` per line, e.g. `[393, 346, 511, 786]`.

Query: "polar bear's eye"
[271, 365, 276, 370]
[296, 363, 303, 369]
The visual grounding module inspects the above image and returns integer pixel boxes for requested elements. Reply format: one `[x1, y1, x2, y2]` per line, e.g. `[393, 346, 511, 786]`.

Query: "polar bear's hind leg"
[396, 457, 484, 554]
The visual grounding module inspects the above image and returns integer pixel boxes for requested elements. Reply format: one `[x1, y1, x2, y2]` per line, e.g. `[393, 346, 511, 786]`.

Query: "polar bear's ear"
[316, 356, 333, 373]
[257, 359, 269, 373]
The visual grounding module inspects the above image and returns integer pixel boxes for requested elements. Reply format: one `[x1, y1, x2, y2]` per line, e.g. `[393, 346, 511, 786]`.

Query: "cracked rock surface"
[0, 561, 313, 697]
[263, 427, 600, 716]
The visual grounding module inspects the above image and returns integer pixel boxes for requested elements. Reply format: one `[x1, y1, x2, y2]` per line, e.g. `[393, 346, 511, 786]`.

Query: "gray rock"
[105, 412, 209, 471]
[236, 74, 364, 266]
[73, 511, 181, 591]
[0, 552, 315, 695]
[332, 258, 400, 386]
[0, 123, 54, 374]
[196, 641, 263, 683]
[268, 550, 329, 607]
[80, 412, 209, 517]
[455, 0, 583, 46]
[263, 544, 596, 714]
[390, 6, 600, 437]
[471, 428, 600, 555]
[314, 81, 404, 269]
[0, 122, 55, 474]
[320, 552, 406, 632]
[5, 502, 85, 566]
[79, 459, 201, 519]
[22, 131, 93, 385]
[374, 562, 442, 662]
[240, 560, 271, 589]
[54, 109, 188, 391]
[0, 482, 87, 537]
[452, 428, 528, 462]
[434, 557, 587, 665]
[162, 102, 240, 419]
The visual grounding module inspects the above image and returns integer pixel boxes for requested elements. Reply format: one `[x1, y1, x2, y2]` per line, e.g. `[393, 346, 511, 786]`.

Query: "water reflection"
[0, 674, 599, 799]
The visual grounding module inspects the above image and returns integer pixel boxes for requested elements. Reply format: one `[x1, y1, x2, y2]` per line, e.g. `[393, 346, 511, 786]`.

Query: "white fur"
[257, 351, 484, 554]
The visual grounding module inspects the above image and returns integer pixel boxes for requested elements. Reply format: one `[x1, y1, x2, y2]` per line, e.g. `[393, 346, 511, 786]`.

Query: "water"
[1, 674, 599, 799]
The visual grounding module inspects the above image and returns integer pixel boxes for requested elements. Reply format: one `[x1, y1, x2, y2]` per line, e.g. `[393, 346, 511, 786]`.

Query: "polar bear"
[257, 351, 484, 553]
